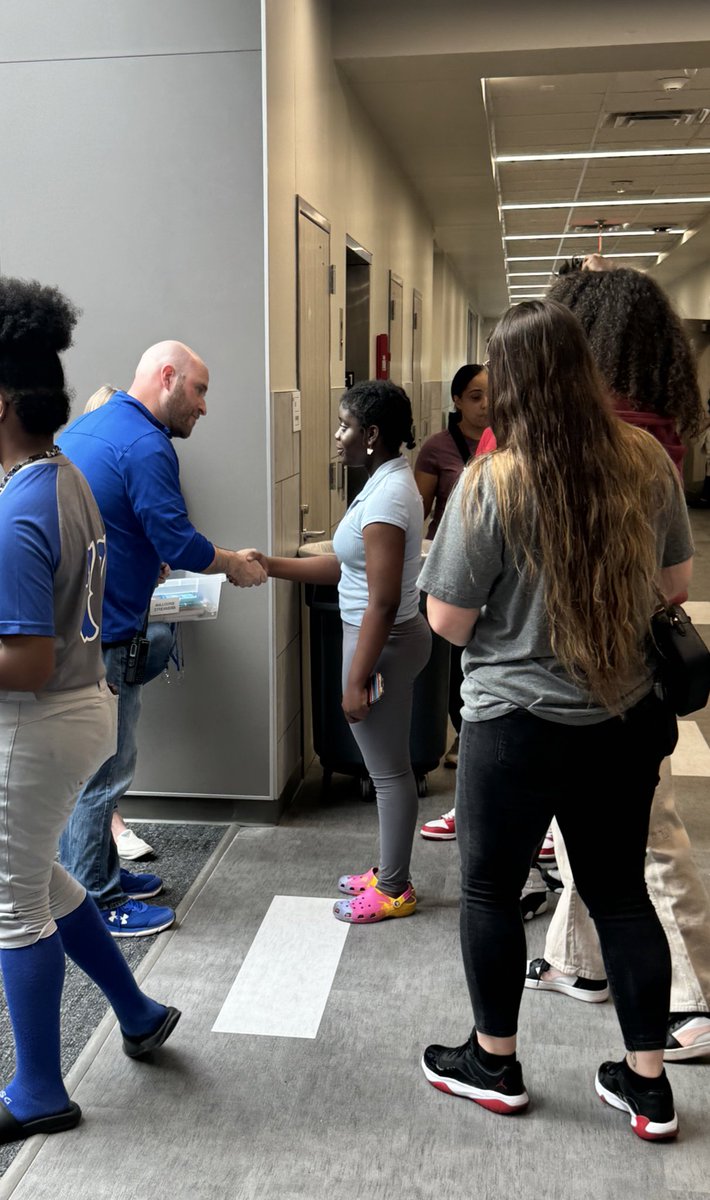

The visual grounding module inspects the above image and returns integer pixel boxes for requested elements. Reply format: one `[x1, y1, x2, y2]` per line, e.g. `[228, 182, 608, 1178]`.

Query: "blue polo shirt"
[59, 392, 214, 642]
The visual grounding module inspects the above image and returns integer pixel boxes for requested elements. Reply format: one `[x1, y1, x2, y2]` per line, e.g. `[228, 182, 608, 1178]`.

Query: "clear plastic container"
[149, 571, 226, 622]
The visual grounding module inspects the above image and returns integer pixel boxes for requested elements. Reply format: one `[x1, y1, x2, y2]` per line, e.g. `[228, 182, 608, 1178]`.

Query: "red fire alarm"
[375, 333, 390, 380]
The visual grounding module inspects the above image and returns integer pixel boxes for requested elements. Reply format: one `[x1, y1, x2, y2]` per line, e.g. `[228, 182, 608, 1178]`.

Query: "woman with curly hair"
[549, 258, 706, 451]
[0, 277, 179, 1146]
[251, 380, 431, 922]
[419, 300, 692, 1139]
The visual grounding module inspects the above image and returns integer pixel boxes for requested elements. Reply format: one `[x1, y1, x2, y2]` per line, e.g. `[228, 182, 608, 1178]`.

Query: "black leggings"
[457, 692, 677, 1051]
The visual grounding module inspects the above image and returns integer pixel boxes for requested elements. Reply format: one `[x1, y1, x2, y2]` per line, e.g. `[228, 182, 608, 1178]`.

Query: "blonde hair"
[466, 301, 673, 712]
[84, 384, 116, 413]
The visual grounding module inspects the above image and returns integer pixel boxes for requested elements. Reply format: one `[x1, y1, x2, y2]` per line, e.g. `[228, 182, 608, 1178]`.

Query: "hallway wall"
[265, 0, 473, 786]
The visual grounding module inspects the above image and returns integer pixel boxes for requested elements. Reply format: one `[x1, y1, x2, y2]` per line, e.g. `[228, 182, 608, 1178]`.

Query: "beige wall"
[265, 0, 474, 786]
[662, 267, 710, 325]
[266, 0, 473, 394]
[431, 248, 475, 424]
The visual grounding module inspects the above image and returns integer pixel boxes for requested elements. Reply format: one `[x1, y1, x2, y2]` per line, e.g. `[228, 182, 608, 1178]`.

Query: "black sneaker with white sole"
[520, 869, 548, 921]
[540, 865, 563, 894]
[524, 957, 609, 1002]
[422, 1034, 529, 1115]
[595, 1060, 678, 1141]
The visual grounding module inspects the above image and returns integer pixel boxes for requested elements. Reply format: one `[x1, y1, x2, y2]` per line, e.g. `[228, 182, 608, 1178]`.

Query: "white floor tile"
[671, 720, 710, 777]
[684, 602, 710, 626]
[212, 895, 349, 1039]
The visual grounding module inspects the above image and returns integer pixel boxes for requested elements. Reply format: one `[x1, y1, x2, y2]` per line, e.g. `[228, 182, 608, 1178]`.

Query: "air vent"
[608, 108, 709, 128]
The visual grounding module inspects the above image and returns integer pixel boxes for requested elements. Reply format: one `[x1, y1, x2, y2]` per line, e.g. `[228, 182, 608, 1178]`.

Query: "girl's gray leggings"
[342, 613, 432, 894]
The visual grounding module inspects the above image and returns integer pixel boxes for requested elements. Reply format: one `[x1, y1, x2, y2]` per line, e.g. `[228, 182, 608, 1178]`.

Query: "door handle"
[300, 503, 325, 543]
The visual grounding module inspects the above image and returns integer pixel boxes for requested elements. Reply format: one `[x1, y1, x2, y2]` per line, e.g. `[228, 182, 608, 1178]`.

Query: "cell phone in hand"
[367, 672, 384, 706]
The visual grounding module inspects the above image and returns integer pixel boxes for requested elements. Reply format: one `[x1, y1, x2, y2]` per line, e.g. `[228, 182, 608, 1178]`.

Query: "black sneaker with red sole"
[595, 1059, 678, 1141]
[422, 1034, 529, 1115]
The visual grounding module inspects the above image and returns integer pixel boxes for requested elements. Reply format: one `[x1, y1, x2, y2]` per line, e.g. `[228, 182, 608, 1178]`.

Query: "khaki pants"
[0, 681, 117, 949]
[545, 758, 710, 1012]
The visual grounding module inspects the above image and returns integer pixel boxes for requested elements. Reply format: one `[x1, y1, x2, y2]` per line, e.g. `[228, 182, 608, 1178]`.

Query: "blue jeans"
[59, 646, 143, 909]
[457, 690, 678, 1051]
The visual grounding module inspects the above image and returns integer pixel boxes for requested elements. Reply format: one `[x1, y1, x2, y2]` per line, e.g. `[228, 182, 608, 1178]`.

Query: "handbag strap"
[447, 414, 472, 467]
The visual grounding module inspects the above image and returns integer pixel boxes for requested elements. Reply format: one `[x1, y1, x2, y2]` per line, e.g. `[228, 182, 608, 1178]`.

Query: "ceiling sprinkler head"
[659, 77, 689, 93]
[611, 180, 633, 193]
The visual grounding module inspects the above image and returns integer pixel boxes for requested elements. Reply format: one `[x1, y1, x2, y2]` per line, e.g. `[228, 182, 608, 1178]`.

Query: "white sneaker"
[115, 828, 154, 861]
[520, 868, 548, 920]
[524, 957, 610, 1002]
[420, 807, 456, 840]
[664, 1014, 710, 1062]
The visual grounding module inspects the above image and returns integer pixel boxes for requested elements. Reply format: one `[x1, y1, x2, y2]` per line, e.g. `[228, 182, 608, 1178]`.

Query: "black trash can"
[305, 581, 449, 799]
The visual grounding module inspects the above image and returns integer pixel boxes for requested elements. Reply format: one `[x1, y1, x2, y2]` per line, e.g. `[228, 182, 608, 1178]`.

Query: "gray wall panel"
[0, 43, 271, 798]
[0, 0, 260, 60]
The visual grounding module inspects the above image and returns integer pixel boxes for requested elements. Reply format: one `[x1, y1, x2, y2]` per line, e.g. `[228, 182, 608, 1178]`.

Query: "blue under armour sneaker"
[100, 899, 175, 938]
[119, 868, 163, 900]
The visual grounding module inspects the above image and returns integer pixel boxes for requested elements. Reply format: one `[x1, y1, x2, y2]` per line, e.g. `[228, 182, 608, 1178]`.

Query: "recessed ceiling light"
[496, 148, 710, 163]
[502, 197, 709, 211]
[504, 229, 685, 241]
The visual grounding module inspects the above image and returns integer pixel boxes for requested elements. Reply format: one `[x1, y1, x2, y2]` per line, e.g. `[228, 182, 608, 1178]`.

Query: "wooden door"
[388, 273, 403, 386]
[298, 206, 331, 542]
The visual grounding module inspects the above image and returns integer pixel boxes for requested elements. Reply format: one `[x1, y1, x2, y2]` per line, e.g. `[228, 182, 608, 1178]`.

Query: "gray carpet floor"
[0, 822, 229, 1177]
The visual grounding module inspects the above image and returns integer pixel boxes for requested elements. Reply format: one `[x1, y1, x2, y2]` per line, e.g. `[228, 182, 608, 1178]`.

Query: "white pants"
[0, 681, 117, 949]
[545, 758, 710, 1012]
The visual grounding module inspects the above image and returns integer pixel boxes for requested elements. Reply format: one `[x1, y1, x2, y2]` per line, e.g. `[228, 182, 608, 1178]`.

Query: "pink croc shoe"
[337, 867, 378, 896]
[332, 883, 417, 924]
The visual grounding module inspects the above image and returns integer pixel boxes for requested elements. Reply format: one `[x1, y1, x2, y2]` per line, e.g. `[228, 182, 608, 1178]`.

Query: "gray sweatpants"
[342, 613, 432, 894]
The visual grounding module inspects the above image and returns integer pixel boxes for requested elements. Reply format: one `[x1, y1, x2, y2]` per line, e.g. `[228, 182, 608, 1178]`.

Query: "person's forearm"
[346, 602, 398, 689]
[266, 554, 341, 586]
[204, 546, 234, 575]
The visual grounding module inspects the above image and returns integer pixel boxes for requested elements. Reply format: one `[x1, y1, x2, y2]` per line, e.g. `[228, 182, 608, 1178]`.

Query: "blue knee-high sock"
[56, 896, 167, 1037]
[0, 933, 70, 1121]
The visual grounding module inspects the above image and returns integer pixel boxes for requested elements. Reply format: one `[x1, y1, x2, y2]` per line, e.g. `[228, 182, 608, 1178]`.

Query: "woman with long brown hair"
[418, 299, 693, 1140]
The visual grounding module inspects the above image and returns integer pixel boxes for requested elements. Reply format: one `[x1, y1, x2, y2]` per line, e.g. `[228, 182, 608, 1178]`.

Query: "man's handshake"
[225, 549, 269, 588]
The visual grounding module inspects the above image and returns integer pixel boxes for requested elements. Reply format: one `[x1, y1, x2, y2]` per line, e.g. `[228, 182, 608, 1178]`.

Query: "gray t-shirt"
[418, 452, 694, 725]
[332, 457, 424, 627]
[0, 455, 106, 693]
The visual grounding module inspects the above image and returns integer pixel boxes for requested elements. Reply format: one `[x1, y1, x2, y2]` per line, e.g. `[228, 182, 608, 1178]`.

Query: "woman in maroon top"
[415, 365, 488, 817]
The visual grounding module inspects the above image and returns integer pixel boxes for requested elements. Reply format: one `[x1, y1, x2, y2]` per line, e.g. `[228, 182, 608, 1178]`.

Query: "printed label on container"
[150, 596, 181, 616]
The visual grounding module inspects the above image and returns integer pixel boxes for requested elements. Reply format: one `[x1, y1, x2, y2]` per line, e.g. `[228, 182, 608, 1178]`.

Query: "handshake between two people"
[223, 548, 270, 589]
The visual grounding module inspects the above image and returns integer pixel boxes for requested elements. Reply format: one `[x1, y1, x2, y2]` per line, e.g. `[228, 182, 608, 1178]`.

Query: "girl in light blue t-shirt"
[256, 380, 431, 923]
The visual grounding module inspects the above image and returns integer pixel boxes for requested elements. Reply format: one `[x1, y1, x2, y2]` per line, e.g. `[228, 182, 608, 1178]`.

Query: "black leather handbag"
[651, 602, 710, 717]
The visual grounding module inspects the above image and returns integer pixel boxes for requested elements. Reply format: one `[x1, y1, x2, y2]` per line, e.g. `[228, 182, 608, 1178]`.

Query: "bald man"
[58, 342, 265, 938]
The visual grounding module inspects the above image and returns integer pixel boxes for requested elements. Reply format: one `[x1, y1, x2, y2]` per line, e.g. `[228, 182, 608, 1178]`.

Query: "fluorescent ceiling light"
[506, 252, 662, 262]
[502, 197, 710, 211]
[504, 229, 684, 241]
[497, 148, 710, 164]
[509, 282, 547, 288]
[507, 271, 554, 277]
